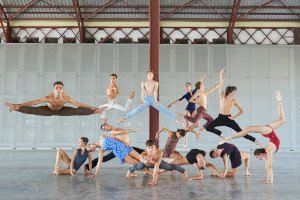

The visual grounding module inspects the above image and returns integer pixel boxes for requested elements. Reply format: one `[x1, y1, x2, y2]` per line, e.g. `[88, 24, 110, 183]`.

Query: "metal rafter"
[197, 0, 228, 20]
[276, 0, 300, 19]
[238, 0, 277, 18]
[0, 2, 12, 42]
[160, 0, 195, 20]
[84, 0, 115, 21]
[228, 0, 241, 44]
[120, 0, 149, 17]
[41, 0, 76, 18]
[8, 0, 40, 20]
[72, 0, 85, 43]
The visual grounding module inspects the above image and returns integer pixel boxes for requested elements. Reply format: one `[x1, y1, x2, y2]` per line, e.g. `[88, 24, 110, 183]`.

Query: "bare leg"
[171, 157, 190, 165]
[54, 148, 71, 175]
[128, 149, 141, 161]
[124, 155, 139, 165]
[226, 168, 238, 177]
[268, 91, 286, 129]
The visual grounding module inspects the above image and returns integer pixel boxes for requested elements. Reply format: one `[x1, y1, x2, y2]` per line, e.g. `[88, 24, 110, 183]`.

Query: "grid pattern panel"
[0, 44, 297, 151]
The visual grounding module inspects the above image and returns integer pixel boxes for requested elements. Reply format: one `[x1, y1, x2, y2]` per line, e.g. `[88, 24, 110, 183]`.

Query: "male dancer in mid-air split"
[205, 69, 261, 145]
[119, 70, 181, 125]
[5, 81, 104, 116]
[180, 68, 225, 134]
[99, 74, 135, 122]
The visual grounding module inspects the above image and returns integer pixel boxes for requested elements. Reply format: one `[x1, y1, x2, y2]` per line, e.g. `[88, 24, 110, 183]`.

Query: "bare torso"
[143, 80, 158, 96]
[141, 150, 162, 167]
[106, 84, 119, 101]
[194, 92, 208, 109]
[46, 93, 67, 111]
[112, 128, 130, 144]
[220, 96, 235, 115]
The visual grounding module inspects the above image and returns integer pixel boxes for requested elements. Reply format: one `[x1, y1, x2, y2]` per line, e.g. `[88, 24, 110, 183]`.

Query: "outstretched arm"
[167, 99, 180, 108]
[70, 149, 78, 176]
[188, 165, 203, 180]
[189, 91, 200, 103]
[187, 129, 200, 139]
[206, 83, 221, 94]
[149, 152, 162, 186]
[221, 155, 229, 178]
[219, 67, 226, 97]
[155, 127, 173, 140]
[154, 82, 159, 102]
[94, 150, 103, 177]
[65, 95, 97, 110]
[206, 161, 222, 178]
[264, 148, 273, 183]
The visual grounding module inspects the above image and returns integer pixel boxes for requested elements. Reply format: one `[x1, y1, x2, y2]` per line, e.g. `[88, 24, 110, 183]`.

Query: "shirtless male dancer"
[99, 74, 135, 121]
[126, 139, 188, 186]
[181, 68, 225, 132]
[205, 71, 261, 145]
[5, 81, 103, 116]
[119, 70, 180, 125]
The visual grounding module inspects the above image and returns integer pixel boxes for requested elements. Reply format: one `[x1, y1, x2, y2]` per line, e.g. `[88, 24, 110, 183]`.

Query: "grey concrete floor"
[0, 150, 299, 200]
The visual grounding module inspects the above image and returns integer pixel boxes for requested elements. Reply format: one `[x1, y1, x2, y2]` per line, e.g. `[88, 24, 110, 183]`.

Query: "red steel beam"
[72, 0, 85, 43]
[277, 0, 300, 19]
[149, 0, 160, 140]
[160, 0, 195, 20]
[84, 0, 115, 21]
[238, 0, 276, 18]
[41, 0, 76, 18]
[227, 0, 241, 44]
[120, 0, 149, 17]
[0, 2, 12, 42]
[198, 0, 228, 20]
[8, 0, 40, 20]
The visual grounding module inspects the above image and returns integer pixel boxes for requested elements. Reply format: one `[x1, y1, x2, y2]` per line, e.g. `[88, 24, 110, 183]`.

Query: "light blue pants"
[124, 96, 177, 120]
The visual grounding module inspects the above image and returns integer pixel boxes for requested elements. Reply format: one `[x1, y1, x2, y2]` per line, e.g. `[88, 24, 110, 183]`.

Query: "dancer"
[209, 142, 250, 178]
[221, 91, 285, 183]
[181, 68, 225, 132]
[167, 82, 198, 130]
[88, 135, 141, 177]
[205, 71, 260, 144]
[155, 127, 200, 160]
[98, 74, 135, 121]
[53, 137, 92, 176]
[119, 70, 180, 125]
[84, 123, 144, 171]
[126, 139, 188, 186]
[171, 149, 222, 180]
[5, 81, 104, 116]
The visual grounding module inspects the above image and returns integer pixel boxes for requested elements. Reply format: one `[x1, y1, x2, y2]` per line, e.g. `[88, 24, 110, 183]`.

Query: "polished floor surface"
[0, 150, 299, 200]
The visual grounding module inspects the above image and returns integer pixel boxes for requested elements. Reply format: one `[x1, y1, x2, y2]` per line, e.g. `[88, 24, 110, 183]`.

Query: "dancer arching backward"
[98, 74, 135, 121]
[209, 142, 251, 178]
[88, 135, 141, 177]
[167, 82, 198, 130]
[126, 140, 188, 186]
[181, 68, 225, 132]
[119, 70, 180, 125]
[53, 137, 92, 176]
[221, 91, 285, 183]
[5, 81, 104, 116]
[205, 71, 260, 144]
[171, 149, 222, 180]
[84, 123, 144, 172]
[155, 127, 200, 160]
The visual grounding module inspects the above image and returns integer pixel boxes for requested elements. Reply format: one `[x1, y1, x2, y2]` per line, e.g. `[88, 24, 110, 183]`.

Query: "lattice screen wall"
[0, 44, 297, 151]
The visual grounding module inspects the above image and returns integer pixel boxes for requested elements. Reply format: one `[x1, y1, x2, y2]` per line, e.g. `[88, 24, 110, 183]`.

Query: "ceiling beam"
[72, 0, 85, 43]
[160, 0, 195, 20]
[84, 0, 115, 21]
[227, 0, 241, 44]
[238, 0, 276, 18]
[8, 0, 40, 20]
[0, 2, 12, 42]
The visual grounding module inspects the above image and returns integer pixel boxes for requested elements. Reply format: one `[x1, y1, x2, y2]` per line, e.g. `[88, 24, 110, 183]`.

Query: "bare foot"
[125, 170, 131, 179]
[246, 171, 251, 176]
[129, 91, 135, 99]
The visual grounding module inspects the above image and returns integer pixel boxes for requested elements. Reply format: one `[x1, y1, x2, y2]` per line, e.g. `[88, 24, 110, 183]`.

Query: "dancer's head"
[209, 149, 221, 158]
[225, 86, 237, 97]
[145, 139, 157, 154]
[87, 143, 98, 152]
[147, 70, 154, 80]
[176, 129, 187, 138]
[110, 74, 117, 83]
[196, 153, 206, 170]
[78, 137, 89, 148]
[100, 123, 112, 131]
[195, 81, 204, 91]
[185, 82, 192, 91]
[53, 81, 64, 96]
[254, 148, 267, 160]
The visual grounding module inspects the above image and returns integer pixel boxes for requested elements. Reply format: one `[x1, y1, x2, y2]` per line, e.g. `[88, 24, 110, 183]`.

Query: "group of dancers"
[5, 68, 285, 185]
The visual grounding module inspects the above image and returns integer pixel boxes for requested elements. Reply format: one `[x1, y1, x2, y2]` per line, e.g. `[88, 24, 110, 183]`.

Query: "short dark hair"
[225, 86, 237, 96]
[209, 150, 215, 158]
[185, 82, 191, 86]
[80, 137, 89, 145]
[145, 139, 157, 147]
[110, 74, 117, 78]
[100, 123, 107, 130]
[195, 81, 202, 89]
[177, 129, 186, 137]
[147, 70, 154, 75]
[53, 81, 64, 87]
[254, 148, 266, 156]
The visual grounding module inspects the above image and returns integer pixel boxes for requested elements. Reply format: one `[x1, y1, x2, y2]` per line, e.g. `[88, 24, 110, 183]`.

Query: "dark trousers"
[18, 106, 95, 116]
[206, 114, 256, 142]
[184, 106, 214, 128]
[129, 160, 185, 173]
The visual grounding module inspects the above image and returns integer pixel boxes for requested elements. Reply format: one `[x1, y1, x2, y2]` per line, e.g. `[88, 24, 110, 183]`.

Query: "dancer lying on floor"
[220, 91, 285, 183]
[5, 81, 104, 116]
[126, 139, 188, 186]
[53, 137, 92, 176]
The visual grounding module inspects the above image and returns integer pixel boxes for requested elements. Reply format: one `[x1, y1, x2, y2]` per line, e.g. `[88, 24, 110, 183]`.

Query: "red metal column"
[149, 0, 160, 140]
[227, 0, 240, 44]
[72, 0, 85, 43]
[0, 3, 12, 43]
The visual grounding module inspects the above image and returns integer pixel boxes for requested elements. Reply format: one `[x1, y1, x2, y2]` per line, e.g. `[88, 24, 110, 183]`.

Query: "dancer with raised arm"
[220, 91, 285, 183]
